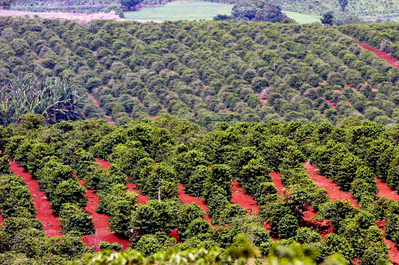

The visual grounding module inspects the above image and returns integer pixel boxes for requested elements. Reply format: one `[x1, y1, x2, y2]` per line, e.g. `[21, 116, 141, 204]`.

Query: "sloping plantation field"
[1, 18, 399, 130]
[2, 114, 399, 264]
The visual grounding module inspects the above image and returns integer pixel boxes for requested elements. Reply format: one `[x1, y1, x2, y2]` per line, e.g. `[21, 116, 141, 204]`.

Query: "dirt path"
[9, 161, 62, 237]
[230, 180, 259, 215]
[376, 177, 399, 201]
[304, 161, 399, 263]
[178, 184, 214, 226]
[95, 158, 149, 205]
[78, 160, 131, 251]
[357, 42, 399, 69]
[304, 161, 359, 208]
[269, 172, 286, 196]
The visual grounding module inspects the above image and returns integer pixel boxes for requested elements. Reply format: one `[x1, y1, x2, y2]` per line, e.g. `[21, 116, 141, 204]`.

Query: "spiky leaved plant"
[0, 77, 84, 125]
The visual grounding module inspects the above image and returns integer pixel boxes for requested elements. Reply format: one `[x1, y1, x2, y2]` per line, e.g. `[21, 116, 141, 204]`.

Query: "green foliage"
[321, 11, 334, 26]
[318, 200, 357, 232]
[50, 179, 88, 215]
[131, 200, 179, 236]
[0, 78, 84, 126]
[60, 203, 95, 235]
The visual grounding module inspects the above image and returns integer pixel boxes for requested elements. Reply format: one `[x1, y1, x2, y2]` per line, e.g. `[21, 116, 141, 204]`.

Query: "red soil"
[376, 177, 399, 201]
[377, 220, 399, 264]
[269, 172, 286, 196]
[177, 184, 213, 226]
[95, 158, 110, 170]
[87, 94, 115, 125]
[375, 178, 399, 264]
[9, 161, 62, 237]
[304, 161, 359, 208]
[126, 183, 150, 204]
[255, 94, 267, 105]
[82, 185, 131, 251]
[88, 93, 99, 106]
[325, 99, 337, 110]
[304, 161, 399, 263]
[95, 159, 149, 205]
[358, 42, 399, 69]
[76, 174, 131, 251]
[269, 171, 332, 236]
[230, 180, 259, 215]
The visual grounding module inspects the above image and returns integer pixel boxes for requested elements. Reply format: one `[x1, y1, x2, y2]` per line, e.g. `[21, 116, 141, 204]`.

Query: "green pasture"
[124, 1, 233, 21]
[124, 1, 320, 23]
[283, 11, 321, 24]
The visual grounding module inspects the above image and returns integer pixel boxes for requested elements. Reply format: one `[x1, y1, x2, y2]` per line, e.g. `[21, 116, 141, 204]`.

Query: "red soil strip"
[95, 158, 110, 170]
[74, 177, 131, 251]
[82, 186, 131, 251]
[177, 184, 214, 226]
[230, 180, 259, 215]
[126, 183, 150, 204]
[358, 42, 399, 68]
[168, 229, 181, 243]
[385, 239, 399, 265]
[95, 159, 149, 204]
[353, 88, 360, 94]
[304, 161, 359, 208]
[325, 99, 337, 110]
[377, 220, 399, 265]
[9, 161, 62, 237]
[269, 172, 286, 196]
[88, 93, 99, 106]
[269, 171, 332, 236]
[376, 177, 399, 201]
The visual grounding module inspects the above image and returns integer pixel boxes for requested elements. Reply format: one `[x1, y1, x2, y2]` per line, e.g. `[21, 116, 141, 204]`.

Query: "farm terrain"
[1, 5, 399, 265]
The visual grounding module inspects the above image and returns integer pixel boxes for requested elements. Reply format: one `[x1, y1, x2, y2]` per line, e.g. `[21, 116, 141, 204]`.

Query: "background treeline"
[201, 0, 399, 17]
[1, 113, 399, 264]
[1, 17, 399, 129]
[10, 0, 122, 13]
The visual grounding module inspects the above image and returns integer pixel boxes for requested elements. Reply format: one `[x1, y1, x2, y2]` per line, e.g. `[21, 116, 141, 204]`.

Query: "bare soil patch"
[230, 180, 259, 215]
[9, 160, 62, 237]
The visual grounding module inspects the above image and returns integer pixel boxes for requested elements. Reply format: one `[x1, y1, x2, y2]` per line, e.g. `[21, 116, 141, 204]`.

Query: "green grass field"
[283, 11, 321, 24]
[124, 1, 320, 23]
[124, 1, 233, 21]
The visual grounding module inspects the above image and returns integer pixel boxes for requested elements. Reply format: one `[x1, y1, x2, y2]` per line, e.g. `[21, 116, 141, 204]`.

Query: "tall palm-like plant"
[0, 77, 85, 125]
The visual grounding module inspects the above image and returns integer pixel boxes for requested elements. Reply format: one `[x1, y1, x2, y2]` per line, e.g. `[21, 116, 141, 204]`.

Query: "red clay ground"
[95, 158, 150, 205]
[269, 172, 286, 196]
[9, 161, 62, 237]
[303, 161, 359, 208]
[375, 178, 399, 264]
[376, 177, 399, 201]
[178, 184, 213, 225]
[304, 161, 399, 263]
[82, 186, 131, 251]
[358, 42, 399, 69]
[231, 180, 259, 215]
[269, 171, 332, 237]
[77, 172, 131, 251]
